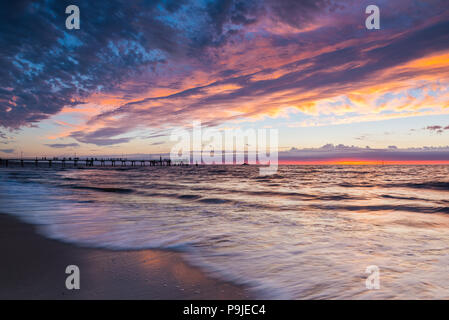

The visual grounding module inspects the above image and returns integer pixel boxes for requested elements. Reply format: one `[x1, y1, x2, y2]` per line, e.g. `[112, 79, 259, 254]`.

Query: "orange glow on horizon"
[278, 158, 449, 165]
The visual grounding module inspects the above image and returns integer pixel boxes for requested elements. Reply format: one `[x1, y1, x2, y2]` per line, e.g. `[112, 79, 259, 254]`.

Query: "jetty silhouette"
[0, 156, 186, 168]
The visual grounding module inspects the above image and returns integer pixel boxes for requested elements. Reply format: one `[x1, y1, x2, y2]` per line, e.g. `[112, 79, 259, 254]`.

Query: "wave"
[381, 194, 423, 201]
[392, 182, 449, 191]
[310, 204, 449, 214]
[339, 181, 449, 191]
[177, 194, 202, 200]
[198, 198, 233, 204]
[338, 182, 374, 188]
[68, 185, 135, 194]
[252, 174, 285, 180]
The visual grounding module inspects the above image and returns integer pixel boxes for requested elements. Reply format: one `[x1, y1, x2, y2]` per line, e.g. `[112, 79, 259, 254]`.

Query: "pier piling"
[1, 157, 175, 168]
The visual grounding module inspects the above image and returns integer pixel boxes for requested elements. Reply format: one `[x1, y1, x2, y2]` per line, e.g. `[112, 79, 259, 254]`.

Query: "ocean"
[1, 165, 449, 299]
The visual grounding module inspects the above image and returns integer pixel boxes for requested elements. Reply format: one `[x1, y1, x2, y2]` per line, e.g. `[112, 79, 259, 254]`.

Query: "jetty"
[0, 157, 186, 168]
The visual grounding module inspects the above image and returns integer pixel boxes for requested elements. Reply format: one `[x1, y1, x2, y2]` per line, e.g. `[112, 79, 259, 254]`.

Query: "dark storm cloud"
[0, 0, 263, 128]
[1, 0, 168, 128]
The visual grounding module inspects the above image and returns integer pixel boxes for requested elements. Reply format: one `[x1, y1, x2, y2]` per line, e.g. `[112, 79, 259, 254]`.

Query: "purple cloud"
[45, 143, 80, 148]
[70, 128, 131, 146]
[0, 149, 15, 154]
[425, 125, 449, 134]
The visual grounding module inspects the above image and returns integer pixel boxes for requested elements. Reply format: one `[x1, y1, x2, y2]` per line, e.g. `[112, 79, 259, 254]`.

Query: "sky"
[1, 0, 449, 163]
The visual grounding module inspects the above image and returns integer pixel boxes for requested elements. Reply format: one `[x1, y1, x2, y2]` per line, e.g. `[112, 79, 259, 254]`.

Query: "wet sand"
[0, 213, 251, 299]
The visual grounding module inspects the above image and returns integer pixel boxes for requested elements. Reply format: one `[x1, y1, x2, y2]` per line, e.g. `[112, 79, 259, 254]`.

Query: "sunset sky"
[1, 0, 449, 163]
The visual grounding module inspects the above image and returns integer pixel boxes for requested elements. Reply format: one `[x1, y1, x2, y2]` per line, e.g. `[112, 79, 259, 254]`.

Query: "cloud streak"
[0, 149, 15, 154]
[45, 143, 80, 148]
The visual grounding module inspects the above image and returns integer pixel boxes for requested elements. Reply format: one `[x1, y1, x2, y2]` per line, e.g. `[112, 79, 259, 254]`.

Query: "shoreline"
[0, 213, 251, 299]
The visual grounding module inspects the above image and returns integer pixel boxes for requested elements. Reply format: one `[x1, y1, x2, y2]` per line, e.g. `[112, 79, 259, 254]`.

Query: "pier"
[0, 157, 186, 168]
